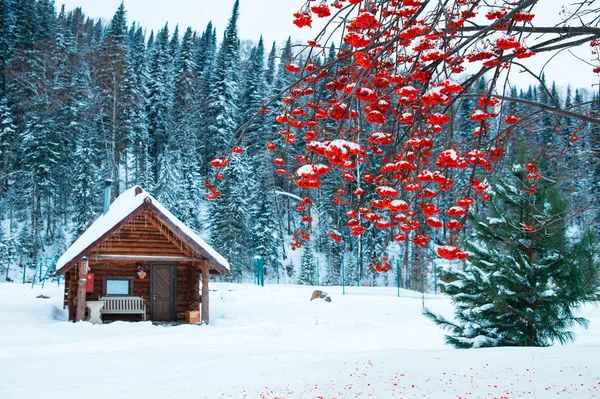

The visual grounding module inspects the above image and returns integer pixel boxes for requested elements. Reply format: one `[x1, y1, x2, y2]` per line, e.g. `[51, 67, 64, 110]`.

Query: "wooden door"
[151, 264, 176, 321]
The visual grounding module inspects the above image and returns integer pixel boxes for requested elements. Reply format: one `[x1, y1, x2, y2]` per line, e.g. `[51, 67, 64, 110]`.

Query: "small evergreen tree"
[0, 96, 16, 192]
[208, 152, 250, 280]
[298, 239, 316, 285]
[154, 147, 184, 216]
[71, 143, 99, 238]
[426, 155, 600, 348]
[147, 23, 173, 184]
[205, 0, 240, 158]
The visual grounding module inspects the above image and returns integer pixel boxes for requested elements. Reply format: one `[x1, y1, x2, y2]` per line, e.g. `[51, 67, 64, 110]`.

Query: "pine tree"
[267, 37, 298, 235]
[12, 0, 37, 50]
[206, 0, 251, 281]
[194, 22, 214, 74]
[425, 150, 600, 348]
[0, 0, 16, 94]
[147, 24, 174, 186]
[35, 0, 56, 43]
[70, 62, 100, 238]
[196, 22, 218, 174]
[269, 37, 294, 112]
[209, 152, 250, 281]
[265, 41, 276, 87]
[172, 26, 201, 230]
[298, 239, 316, 285]
[241, 36, 267, 163]
[154, 147, 184, 216]
[240, 37, 282, 271]
[169, 24, 180, 64]
[0, 216, 6, 277]
[126, 24, 150, 188]
[71, 141, 99, 238]
[205, 0, 240, 157]
[248, 165, 282, 274]
[0, 96, 16, 193]
[0, 214, 21, 280]
[97, 2, 131, 193]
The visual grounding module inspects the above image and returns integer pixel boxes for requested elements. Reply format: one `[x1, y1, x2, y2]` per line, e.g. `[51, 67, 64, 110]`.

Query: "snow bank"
[1, 282, 599, 399]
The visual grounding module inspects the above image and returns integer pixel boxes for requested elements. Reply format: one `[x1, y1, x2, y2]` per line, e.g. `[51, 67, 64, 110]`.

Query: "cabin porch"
[63, 258, 213, 324]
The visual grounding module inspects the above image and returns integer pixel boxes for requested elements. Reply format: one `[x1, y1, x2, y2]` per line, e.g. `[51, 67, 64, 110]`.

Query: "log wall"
[64, 214, 203, 322]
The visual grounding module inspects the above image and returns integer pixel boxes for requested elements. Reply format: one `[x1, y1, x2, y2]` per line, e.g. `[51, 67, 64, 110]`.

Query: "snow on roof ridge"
[56, 186, 229, 272]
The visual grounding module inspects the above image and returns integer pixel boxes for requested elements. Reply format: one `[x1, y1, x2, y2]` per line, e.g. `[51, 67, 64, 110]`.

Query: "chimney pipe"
[103, 179, 113, 215]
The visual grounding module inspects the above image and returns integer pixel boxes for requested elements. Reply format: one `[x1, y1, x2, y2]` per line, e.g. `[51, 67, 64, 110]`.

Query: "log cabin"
[55, 184, 231, 324]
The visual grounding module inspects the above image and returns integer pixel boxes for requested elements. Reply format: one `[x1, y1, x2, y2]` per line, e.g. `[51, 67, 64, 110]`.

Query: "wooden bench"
[99, 296, 147, 321]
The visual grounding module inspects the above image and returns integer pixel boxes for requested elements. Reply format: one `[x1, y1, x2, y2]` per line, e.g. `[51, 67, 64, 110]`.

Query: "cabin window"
[102, 277, 134, 296]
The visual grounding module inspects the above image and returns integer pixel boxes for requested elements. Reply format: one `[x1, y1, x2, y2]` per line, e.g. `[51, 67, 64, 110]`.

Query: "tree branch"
[461, 93, 600, 125]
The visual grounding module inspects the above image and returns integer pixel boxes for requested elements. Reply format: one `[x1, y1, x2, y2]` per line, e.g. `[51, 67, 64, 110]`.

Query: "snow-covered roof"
[56, 186, 230, 275]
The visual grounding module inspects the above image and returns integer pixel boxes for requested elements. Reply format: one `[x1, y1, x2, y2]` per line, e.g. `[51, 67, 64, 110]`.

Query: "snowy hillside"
[1, 282, 599, 398]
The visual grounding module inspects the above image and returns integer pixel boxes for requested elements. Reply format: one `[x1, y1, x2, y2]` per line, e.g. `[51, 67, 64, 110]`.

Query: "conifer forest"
[0, 0, 599, 313]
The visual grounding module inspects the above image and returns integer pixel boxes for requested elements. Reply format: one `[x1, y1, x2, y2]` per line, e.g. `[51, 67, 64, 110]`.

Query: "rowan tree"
[208, 0, 600, 268]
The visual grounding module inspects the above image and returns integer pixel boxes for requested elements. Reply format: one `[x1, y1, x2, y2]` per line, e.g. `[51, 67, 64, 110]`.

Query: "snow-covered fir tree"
[206, 0, 240, 155]
[426, 147, 600, 348]
[298, 239, 317, 285]
[0, 96, 15, 193]
[209, 152, 250, 281]
[71, 141, 99, 238]
[147, 24, 174, 186]
[154, 147, 184, 217]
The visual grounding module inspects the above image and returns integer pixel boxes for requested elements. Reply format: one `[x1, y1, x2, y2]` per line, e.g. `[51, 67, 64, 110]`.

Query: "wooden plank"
[89, 255, 202, 262]
[149, 207, 231, 276]
[56, 201, 151, 275]
[93, 248, 187, 256]
[100, 238, 181, 245]
[142, 212, 195, 258]
[99, 239, 182, 246]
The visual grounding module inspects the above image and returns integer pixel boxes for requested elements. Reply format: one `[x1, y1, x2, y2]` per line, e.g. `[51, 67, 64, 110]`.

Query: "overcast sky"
[58, 0, 314, 47]
[58, 0, 599, 95]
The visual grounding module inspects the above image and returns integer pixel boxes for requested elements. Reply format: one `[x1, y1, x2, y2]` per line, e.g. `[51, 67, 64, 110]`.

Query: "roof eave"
[56, 198, 232, 277]
[149, 205, 232, 276]
[55, 201, 150, 275]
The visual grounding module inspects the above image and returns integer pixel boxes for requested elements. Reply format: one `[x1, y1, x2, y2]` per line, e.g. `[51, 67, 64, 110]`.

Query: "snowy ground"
[1, 282, 599, 399]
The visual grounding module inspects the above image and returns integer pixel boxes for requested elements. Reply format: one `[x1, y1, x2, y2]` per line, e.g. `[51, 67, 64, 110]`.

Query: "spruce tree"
[70, 63, 100, 238]
[207, 0, 251, 280]
[172, 26, 201, 230]
[209, 152, 250, 281]
[425, 151, 600, 348]
[12, 0, 37, 50]
[71, 143, 99, 238]
[241, 36, 267, 163]
[147, 24, 173, 185]
[205, 0, 240, 157]
[298, 239, 317, 285]
[248, 166, 282, 274]
[265, 41, 276, 87]
[196, 23, 218, 175]
[0, 0, 16, 93]
[0, 96, 15, 193]
[154, 147, 184, 216]
[126, 25, 150, 188]
[194, 22, 214, 74]
[97, 2, 130, 193]
[35, 0, 57, 43]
